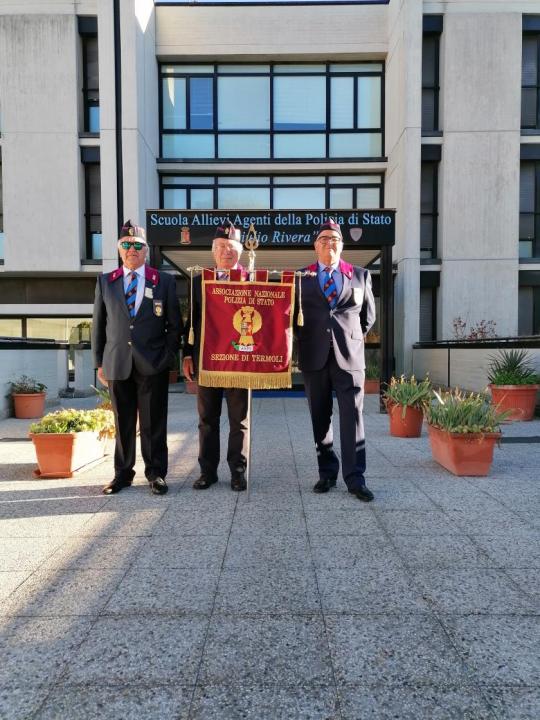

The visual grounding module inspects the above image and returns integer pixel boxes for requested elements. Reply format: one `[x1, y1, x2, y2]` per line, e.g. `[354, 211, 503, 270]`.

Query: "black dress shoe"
[193, 475, 218, 490]
[102, 478, 132, 495]
[313, 478, 337, 494]
[231, 474, 247, 492]
[149, 477, 168, 495]
[348, 485, 374, 502]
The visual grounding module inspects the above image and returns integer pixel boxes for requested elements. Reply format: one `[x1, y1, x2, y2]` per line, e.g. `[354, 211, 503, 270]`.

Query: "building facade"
[0, 0, 538, 373]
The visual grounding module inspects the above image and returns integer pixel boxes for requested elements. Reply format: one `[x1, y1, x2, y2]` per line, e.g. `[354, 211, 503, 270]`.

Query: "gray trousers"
[302, 348, 366, 490]
[197, 385, 249, 479]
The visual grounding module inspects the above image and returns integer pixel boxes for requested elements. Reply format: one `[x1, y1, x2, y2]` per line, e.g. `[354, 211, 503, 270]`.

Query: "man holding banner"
[295, 218, 376, 502]
[183, 221, 249, 491]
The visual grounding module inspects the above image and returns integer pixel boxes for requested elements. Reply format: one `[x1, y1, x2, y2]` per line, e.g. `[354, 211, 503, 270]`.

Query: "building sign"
[160, 1, 388, 5]
[146, 209, 395, 248]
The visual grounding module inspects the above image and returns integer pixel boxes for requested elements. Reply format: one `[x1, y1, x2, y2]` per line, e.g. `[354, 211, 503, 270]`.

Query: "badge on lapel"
[153, 300, 163, 317]
[145, 287, 154, 299]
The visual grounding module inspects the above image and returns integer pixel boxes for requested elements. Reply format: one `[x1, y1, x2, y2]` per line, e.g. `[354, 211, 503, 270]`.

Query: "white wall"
[413, 346, 540, 393]
[0, 348, 68, 418]
[156, 4, 387, 60]
[0, 13, 83, 271]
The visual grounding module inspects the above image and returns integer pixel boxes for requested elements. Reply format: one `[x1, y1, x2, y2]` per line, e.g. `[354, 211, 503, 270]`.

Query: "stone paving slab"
[34, 683, 193, 720]
[337, 684, 495, 720]
[0, 393, 538, 719]
[325, 613, 470, 687]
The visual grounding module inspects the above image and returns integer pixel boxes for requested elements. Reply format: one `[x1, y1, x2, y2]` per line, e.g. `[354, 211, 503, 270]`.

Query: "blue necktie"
[323, 267, 338, 308]
[125, 271, 138, 317]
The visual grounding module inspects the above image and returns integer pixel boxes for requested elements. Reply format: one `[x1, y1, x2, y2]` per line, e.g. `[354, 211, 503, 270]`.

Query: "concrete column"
[385, 0, 423, 373]
[438, 13, 521, 339]
[0, 14, 83, 271]
[120, 0, 159, 229]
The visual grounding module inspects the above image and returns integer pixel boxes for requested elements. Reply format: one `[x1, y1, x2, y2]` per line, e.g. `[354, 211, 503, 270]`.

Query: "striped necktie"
[323, 267, 338, 308]
[125, 271, 138, 317]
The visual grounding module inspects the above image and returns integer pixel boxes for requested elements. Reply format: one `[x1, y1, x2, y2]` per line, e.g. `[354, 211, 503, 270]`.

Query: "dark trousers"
[109, 365, 169, 483]
[197, 385, 249, 479]
[303, 348, 366, 490]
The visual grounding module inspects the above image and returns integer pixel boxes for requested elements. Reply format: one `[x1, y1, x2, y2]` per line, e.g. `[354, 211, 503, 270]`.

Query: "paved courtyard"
[0, 392, 538, 719]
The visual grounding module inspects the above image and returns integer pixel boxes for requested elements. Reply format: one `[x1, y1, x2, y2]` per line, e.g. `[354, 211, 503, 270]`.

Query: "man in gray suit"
[295, 218, 376, 502]
[182, 221, 248, 492]
[92, 220, 182, 495]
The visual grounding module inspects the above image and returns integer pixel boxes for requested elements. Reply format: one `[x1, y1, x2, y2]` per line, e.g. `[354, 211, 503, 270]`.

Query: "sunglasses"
[120, 241, 145, 251]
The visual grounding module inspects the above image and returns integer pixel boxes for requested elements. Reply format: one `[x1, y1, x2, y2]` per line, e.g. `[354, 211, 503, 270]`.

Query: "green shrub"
[30, 408, 115, 438]
[487, 349, 540, 386]
[10, 375, 47, 394]
[365, 360, 379, 380]
[426, 389, 510, 434]
[383, 375, 432, 417]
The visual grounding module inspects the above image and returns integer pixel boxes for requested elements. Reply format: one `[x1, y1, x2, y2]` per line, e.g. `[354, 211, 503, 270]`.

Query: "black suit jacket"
[294, 260, 376, 373]
[92, 265, 182, 381]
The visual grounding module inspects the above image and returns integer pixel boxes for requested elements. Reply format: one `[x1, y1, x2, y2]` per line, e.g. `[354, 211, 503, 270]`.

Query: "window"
[419, 288, 436, 341]
[83, 161, 102, 260]
[522, 22, 540, 130]
[79, 17, 99, 133]
[420, 153, 439, 259]
[160, 174, 384, 211]
[420, 272, 439, 341]
[160, 63, 384, 160]
[420, 163, 438, 258]
[422, 16, 443, 134]
[519, 160, 540, 258]
[519, 273, 540, 335]
[0, 149, 3, 263]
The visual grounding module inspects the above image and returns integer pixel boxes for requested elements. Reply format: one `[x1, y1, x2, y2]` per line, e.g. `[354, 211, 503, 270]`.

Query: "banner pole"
[244, 224, 258, 501]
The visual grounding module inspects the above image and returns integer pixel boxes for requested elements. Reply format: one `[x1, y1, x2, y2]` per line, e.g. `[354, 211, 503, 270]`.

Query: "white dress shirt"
[123, 264, 146, 316]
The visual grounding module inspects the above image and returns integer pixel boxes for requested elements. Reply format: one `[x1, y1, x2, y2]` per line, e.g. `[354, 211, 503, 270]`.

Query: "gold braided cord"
[199, 370, 292, 390]
[187, 267, 195, 345]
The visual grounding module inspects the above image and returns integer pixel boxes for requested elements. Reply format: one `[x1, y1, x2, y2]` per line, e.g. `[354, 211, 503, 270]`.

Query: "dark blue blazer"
[294, 260, 376, 373]
[92, 265, 182, 381]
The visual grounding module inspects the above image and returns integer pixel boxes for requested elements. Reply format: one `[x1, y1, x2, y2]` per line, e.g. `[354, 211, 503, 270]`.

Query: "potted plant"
[29, 408, 115, 479]
[364, 360, 380, 395]
[10, 375, 47, 419]
[487, 349, 540, 421]
[383, 375, 432, 437]
[426, 389, 510, 476]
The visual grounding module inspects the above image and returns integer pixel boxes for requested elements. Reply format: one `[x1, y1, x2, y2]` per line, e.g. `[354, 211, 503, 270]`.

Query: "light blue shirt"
[318, 261, 343, 300]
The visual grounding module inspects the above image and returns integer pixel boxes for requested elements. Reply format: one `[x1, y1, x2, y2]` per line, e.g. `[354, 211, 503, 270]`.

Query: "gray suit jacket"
[294, 260, 376, 373]
[92, 265, 182, 381]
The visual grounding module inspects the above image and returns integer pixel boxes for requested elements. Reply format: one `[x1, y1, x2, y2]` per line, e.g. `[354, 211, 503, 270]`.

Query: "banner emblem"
[233, 307, 262, 351]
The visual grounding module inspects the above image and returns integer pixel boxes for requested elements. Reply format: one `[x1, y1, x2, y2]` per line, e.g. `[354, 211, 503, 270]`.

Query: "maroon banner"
[199, 272, 295, 389]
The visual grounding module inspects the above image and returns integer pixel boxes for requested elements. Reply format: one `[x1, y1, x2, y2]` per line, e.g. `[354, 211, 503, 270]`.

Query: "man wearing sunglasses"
[92, 220, 182, 495]
[295, 218, 376, 503]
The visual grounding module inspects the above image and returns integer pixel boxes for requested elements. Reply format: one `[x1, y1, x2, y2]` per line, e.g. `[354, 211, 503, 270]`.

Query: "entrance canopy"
[146, 208, 395, 397]
[146, 208, 394, 275]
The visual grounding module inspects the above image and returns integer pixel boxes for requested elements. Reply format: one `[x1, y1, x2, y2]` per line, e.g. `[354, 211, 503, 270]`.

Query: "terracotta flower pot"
[387, 402, 423, 438]
[364, 379, 380, 395]
[30, 431, 106, 479]
[169, 370, 179, 384]
[489, 384, 539, 422]
[428, 425, 501, 477]
[12, 392, 46, 419]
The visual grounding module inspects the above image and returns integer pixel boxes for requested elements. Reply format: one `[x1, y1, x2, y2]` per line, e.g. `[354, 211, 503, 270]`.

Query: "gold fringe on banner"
[199, 370, 292, 390]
